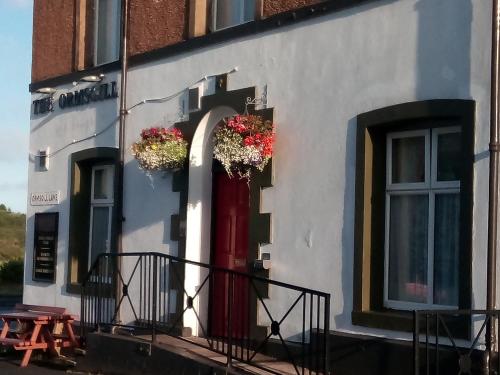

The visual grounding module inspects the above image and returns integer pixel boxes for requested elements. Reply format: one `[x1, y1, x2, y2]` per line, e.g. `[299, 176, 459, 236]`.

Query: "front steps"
[75, 332, 263, 375]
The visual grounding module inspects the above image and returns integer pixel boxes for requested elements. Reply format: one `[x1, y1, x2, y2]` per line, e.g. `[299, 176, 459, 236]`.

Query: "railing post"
[152, 254, 158, 343]
[414, 310, 419, 375]
[81, 282, 86, 346]
[227, 273, 234, 368]
[324, 295, 330, 374]
[97, 257, 102, 329]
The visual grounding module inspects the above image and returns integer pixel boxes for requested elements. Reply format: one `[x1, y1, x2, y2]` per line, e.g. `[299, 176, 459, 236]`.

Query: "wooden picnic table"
[0, 304, 79, 367]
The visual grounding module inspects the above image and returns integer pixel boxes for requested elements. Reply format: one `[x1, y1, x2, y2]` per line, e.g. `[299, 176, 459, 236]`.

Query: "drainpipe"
[115, 0, 129, 324]
[487, 0, 500, 369]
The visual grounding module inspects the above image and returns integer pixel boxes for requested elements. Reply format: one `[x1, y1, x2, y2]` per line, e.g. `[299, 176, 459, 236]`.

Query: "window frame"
[67, 148, 119, 295]
[90, 165, 115, 204]
[211, 0, 255, 32]
[88, 165, 114, 270]
[352, 100, 475, 335]
[383, 128, 461, 311]
[94, 0, 122, 66]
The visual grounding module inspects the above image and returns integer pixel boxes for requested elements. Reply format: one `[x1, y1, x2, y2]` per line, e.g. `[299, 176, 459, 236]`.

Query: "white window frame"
[211, 0, 255, 31]
[386, 129, 430, 191]
[94, 0, 121, 66]
[383, 127, 461, 311]
[88, 165, 114, 271]
[431, 126, 461, 190]
[90, 165, 114, 204]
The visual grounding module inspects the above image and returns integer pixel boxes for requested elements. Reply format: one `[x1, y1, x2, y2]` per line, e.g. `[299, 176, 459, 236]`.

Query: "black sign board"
[33, 212, 58, 282]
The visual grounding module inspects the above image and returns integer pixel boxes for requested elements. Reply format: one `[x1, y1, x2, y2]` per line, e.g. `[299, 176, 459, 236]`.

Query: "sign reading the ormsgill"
[32, 81, 118, 115]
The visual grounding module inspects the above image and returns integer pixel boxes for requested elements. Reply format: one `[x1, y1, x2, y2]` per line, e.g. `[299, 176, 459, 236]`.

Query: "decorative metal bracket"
[245, 86, 268, 113]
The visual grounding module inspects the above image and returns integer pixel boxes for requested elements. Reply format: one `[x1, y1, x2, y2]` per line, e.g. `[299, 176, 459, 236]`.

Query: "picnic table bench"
[0, 304, 79, 367]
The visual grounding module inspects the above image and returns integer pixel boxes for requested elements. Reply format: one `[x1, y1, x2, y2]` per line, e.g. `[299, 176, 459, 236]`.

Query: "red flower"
[244, 136, 255, 146]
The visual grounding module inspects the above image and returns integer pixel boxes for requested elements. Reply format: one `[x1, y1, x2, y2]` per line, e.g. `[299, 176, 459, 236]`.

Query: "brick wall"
[32, 0, 76, 82]
[128, 0, 189, 56]
[31, 0, 325, 84]
[263, 0, 323, 18]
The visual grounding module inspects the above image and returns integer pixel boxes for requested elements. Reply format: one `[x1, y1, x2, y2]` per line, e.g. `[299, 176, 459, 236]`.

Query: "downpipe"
[487, 0, 500, 372]
[115, 0, 129, 326]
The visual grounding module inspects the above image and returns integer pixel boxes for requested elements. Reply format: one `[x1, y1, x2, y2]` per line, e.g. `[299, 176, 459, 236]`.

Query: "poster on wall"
[32, 212, 58, 282]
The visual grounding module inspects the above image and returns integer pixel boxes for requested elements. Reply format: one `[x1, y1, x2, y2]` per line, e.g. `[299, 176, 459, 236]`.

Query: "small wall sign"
[30, 191, 60, 206]
[33, 212, 58, 283]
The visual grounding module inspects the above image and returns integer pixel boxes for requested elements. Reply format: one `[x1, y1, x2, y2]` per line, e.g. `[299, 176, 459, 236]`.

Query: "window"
[384, 128, 460, 310]
[95, 0, 121, 65]
[352, 100, 474, 332]
[67, 148, 118, 294]
[88, 165, 114, 269]
[211, 0, 255, 31]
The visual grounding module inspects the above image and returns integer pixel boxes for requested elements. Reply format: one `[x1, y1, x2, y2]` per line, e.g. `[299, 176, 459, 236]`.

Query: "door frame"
[168, 83, 274, 338]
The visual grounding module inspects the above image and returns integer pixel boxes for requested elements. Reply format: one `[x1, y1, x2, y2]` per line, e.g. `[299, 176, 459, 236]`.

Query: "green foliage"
[0, 205, 26, 262]
[0, 258, 24, 284]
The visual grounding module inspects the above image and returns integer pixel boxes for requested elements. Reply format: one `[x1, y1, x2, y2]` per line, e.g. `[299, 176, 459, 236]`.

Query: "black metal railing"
[414, 309, 500, 375]
[81, 252, 331, 374]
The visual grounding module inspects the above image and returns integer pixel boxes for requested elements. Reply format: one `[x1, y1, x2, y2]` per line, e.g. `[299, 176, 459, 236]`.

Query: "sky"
[0, 0, 33, 213]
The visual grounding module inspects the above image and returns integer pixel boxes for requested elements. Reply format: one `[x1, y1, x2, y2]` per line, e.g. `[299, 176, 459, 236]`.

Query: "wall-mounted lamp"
[35, 87, 57, 95]
[80, 74, 105, 83]
[253, 253, 271, 270]
[38, 148, 49, 171]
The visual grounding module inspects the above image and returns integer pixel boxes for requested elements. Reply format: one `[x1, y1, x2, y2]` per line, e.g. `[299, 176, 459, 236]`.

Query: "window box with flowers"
[132, 127, 188, 171]
[213, 114, 275, 179]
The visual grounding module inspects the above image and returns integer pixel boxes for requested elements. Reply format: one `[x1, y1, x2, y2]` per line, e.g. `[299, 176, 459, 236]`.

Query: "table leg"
[64, 321, 78, 347]
[41, 326, 58, 356]
[19, 323, 43, 368]
[20, 349, 33, 367]
[0, 319, 9, 339]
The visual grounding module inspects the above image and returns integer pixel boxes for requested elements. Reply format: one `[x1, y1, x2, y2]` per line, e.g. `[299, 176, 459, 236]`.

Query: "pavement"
[0, 295, 98, 374]
[0, 355, 69, 375]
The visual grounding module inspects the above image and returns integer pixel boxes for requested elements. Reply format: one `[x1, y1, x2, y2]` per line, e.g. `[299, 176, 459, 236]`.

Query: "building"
[25, 0, 499, 373]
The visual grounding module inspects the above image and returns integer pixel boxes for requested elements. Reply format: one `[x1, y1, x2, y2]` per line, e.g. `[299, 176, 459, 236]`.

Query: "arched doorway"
[170, 83, 274, 339]
[184, 106, 238, 336]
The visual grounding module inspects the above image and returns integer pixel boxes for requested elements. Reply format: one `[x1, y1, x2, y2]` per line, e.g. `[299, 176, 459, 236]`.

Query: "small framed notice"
[32, 212, 58, 282]
[30, 191, 60, 206]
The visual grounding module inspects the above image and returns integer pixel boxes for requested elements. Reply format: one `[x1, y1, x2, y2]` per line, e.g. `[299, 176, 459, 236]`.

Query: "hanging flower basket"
[132, 127, 188, 171]
[213, 114, 275, 179]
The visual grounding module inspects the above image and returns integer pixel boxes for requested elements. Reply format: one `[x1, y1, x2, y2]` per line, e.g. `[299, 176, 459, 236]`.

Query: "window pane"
[96, 0, 121, 65]
[434, 193, 460, 306]
[215, 0, 254, 29]
[392, 136, 426, 184]
[388, 194, 429, 303]
[243, 0, 255, 22]
[93, 168, 109, 200]
[90, 207, 110, 267]
[437, 132, 461, 181]
[216, 0, 238, 29]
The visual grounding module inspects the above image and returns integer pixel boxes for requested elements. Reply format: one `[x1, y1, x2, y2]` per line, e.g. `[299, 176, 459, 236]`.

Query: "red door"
[211, 172, 250, 338]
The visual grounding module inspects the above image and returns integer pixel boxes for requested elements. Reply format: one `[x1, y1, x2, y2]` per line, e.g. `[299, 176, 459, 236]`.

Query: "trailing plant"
[213, 114, 275, 179]
[132, 127, 188, 171]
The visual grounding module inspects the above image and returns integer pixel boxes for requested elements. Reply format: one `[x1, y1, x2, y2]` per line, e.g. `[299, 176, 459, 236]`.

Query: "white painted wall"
[25, 72, 120, 315]
[25, 0, 493, 342]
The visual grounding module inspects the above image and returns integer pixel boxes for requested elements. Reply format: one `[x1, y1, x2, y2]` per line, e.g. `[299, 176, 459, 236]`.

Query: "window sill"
[352, 310, 414, 332]
[66, 283, 82, 295]
[352, 309, 471, 340]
